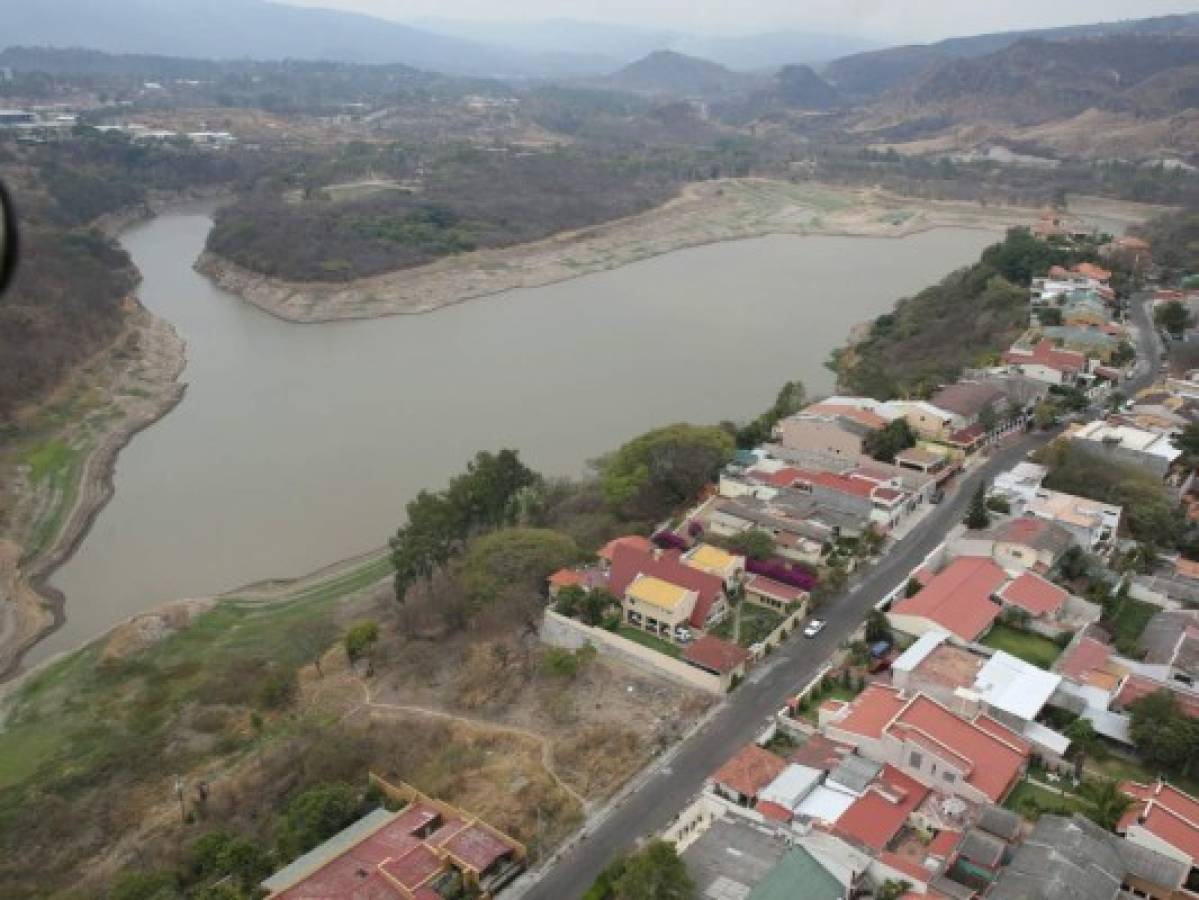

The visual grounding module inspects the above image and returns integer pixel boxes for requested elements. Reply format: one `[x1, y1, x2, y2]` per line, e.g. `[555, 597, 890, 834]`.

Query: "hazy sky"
[285, 0, 1199, 41]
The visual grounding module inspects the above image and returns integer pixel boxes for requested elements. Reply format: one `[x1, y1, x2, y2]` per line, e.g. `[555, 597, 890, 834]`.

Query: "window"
[943, 772, 955, 783]
[909, 751, 923, 768]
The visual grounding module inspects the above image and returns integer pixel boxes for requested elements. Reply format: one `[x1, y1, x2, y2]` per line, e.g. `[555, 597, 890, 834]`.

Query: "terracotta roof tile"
[997, 572, 1068, 616]
[890, 557, 1006, 641]
[710, 745, 789, 800]
[834, 765, 929, 851]
[683, 635, 749, 674]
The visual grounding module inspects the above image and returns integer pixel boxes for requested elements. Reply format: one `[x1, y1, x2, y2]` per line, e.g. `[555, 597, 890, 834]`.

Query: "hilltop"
[601, 50, 759, 97]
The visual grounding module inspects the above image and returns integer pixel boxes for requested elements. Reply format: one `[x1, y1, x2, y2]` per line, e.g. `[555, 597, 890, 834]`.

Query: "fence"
[540, 610, 724, 694]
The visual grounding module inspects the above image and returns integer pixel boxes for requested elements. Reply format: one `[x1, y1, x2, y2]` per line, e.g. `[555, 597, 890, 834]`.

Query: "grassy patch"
[710, 604, 785, 649]
[1106, 597, 1157, 648]
[800, 683, 862, 724]
[616, 625, 681, 659]
[981, 623, 1062, 668]
[1004, 778, 1093, 821]
[23, 439, 73, 483]
[20, 439, 87, 558]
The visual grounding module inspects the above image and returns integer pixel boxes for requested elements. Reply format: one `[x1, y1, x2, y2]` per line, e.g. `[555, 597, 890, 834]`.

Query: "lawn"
[616, 625, 682, 659]
[710, 604, 785, 648]
[800, 682, 861, 724]
[981, 623, 1062, 668]
[1106, 597, 1157, 647]
[1004, 778, 1094, 821]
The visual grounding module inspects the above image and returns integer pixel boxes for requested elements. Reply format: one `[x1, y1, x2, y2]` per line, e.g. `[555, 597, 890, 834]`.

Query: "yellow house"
[683, 543, 745, 588]
[623, 575, 697, 640]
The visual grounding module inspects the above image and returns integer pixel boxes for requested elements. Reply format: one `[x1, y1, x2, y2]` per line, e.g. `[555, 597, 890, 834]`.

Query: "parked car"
[930, 488, 945, 505]
[674, 626, 694, 643]
[803, 619, 826, 638]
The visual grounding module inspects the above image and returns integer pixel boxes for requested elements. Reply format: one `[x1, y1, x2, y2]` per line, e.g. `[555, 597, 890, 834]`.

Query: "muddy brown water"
[39, 209, 996, 661]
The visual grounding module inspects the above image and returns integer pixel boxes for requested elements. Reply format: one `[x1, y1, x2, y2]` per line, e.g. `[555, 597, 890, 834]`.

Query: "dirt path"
[347, 676, 588, 807]
[196, 178, 1049, 323]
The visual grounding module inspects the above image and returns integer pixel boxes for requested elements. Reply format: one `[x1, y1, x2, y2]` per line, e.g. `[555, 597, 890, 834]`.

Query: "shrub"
[344, 620, 380, 662]
[255, 668, 297, 710]
[276, 782, 362, 860]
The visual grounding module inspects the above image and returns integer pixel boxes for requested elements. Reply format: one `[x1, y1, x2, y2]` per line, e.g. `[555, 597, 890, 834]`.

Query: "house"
[743, 573, 809, 614]
[975, 516, 1075, 574]
[884, 400, 964, 440]
[1025, 488, 1122, 554]
[622, 575, 698, 641]
[709, 745, 789, 807]
[1140, 610, 1199, 689]
[1119, 780, 1199, 874]
[1003, 339, 1089, 386]
[822, 685, 1030, 804]
[989, 814, 1191, 900]
[597, 535, 653, 564]
[261, 779, 525, 899]
[889, 632, 1068, 760]
[608, 544, 729, 633]
[1068, 420, 1183, 478]
[683, 635, 750, 690]
[888, 557, 1007, 642]
[747, 465, 913, 531]
[992, 461, 1050, 506]
[778, 407, 883, 459]
[681, 543, 745, 589]
[928, 381, 1009, 428]
[894, 445, 951, 479]
[754, 763, 826, 823]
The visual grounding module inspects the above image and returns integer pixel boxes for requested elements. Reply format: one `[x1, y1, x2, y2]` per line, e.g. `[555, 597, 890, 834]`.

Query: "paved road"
[522, 297, 1163, 899]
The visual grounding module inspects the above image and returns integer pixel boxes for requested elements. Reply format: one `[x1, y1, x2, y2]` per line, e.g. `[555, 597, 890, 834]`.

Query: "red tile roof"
[927, 829, 962, 859]
[1119, 781, 1199, 862]
[830, 683, 909, 739]
[806, 402, 889, 430]
[710, 745, 789, 800]
[749, 465, 804, 488]
[756, 800, 795, 823]
[947, 423, 986, 447]
[380, 843, 443, 890]
[744, 573, 808, 604]
[890, 696, 1028, 803]
[890, 557, 1006, 641]
[834, 765, 930, 851]
[880, 851, 935, 885]
[548, 568, 584, 589]
[1057, 634, 1114, 681]
[598, 535, 654, 563]
[788, 734, 854, 771]
[1003, 339, 1087, 374]
[608, 544, 725, 629]
[438, 823, 513, 874]
[683, 635, 750, 675]
[997, 572, 1068, 617]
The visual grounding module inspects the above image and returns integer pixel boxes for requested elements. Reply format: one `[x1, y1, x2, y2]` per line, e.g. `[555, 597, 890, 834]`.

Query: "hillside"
[824, 12, 1199, 98]
[0, 0, 575, 77]
[602, 50, 757, 97]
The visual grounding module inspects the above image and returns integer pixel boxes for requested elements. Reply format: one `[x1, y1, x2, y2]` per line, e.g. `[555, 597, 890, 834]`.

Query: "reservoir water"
[40, 210, 995, 660]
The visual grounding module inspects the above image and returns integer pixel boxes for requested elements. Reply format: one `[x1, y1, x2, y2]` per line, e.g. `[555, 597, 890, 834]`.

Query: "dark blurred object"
[0, 179, 17, 297]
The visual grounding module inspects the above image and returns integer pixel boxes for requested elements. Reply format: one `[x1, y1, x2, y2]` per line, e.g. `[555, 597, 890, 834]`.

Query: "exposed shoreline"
[196, 178, 1049, 324]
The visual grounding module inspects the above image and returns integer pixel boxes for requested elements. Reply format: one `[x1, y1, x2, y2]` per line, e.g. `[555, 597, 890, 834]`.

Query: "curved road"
[519, 298, 1161, 899]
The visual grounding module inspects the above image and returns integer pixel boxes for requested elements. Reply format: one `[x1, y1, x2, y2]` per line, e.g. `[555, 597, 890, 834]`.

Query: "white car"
[803, 619, 826, 638]
[674, 626, 694, 643]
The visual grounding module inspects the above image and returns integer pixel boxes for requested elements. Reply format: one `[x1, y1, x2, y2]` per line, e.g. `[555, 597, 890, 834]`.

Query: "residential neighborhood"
[525, 223, 1199, 899]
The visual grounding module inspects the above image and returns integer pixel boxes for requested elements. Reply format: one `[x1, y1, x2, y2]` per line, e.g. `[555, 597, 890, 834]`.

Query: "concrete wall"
[540, 610, 724, 694]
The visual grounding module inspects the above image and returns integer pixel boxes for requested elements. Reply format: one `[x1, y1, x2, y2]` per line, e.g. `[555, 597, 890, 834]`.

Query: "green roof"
[747, 847, 844, 900]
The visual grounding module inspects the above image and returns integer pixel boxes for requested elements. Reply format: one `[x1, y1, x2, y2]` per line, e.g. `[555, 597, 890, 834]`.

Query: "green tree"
[1174, 422, 1199, 464]
[1129, 690, 1199, 773]
[108, 871, 180, 900]
[1080, 779, 1133, 831]
[276, 783, 361, 860]
[461, 527, 579, 621]
[1155, 299, 1193, 337]
[723, 528, 776, 561]
[1033, 400, 1058, 430]
[611, 840, 695, 900]
[735, 380, 807, 448]
[601, 424, 734, 516]
[876, 879, 914, 900]
[344, 620, 380, 662]
[865, 609, 892, 644]
[862, 418, 916, 463]
[964, 484, 990, 530]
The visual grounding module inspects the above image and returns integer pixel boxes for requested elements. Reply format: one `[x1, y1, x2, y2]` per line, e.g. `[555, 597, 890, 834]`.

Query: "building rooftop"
[683, 635, 750, 675]
[609, 544, 723, 629]
[929, 381, 1007, 419]
[1071, 420, 1183, 463]
[1119, 780, 1199, 862]
[710, 745, 789, 800]
[834, 765, 930, 851]
[758, 764, 824, 813]
[890, 557, 1006, 642]
[973, 651, 1062, 722]
[890, 695, 1030, 803]
[684, 543, 742, 576]
[830, 683, 909, 740]
[627, 575, 692, 611]
[996, 572, 1069, 617]
[1026, 489, 1121, 531]
[682, 816, 788, 900]
[979, 516, 1074, 559]
[893, 631, 985, 691]
[989, 814, 1187, 900]
[789, 734, 854, 772]
[747, 847, 845, 900]
[826, 753, 883, 796]
[597, 534, 654, 562]
[1003, 339, 1087, 374]
[744, 573, 807, 604]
